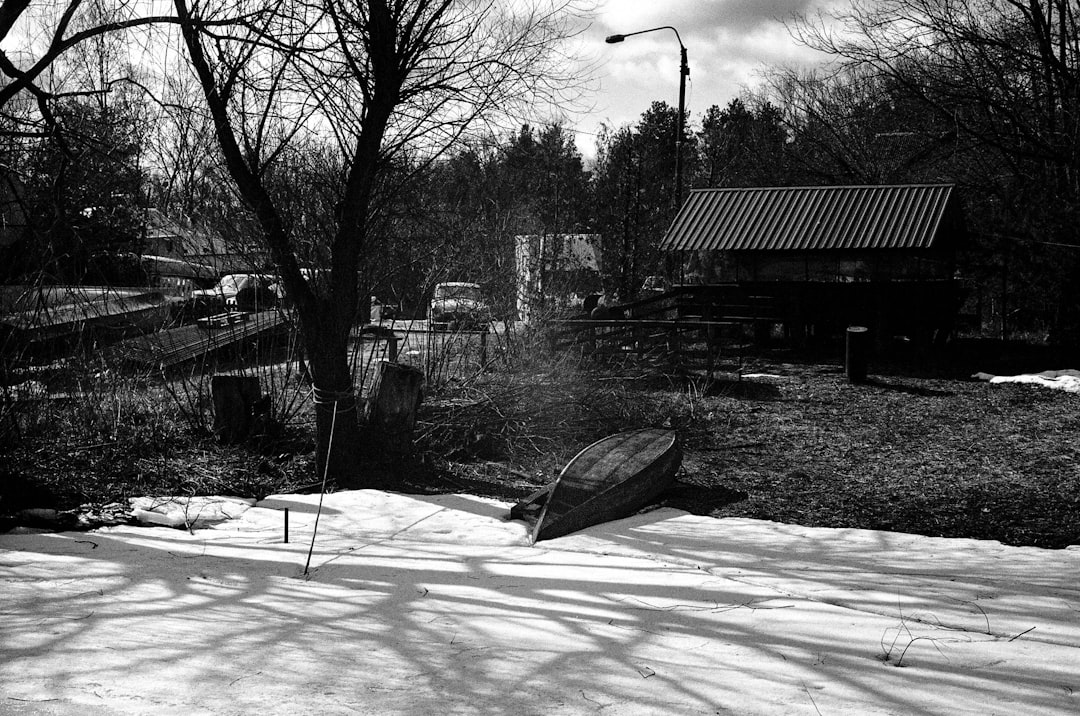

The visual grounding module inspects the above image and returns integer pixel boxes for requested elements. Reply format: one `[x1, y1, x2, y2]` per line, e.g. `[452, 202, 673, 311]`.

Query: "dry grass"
[414, 344, 1080, 549]
[0, 357, 315, 518]
[676, 360, 1080, 548]
[3, 336, 1078, 548]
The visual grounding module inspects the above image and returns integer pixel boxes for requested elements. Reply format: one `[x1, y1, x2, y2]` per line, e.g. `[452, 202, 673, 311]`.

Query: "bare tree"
[0, 1, 187, 133]
[1, 2, 170, 283]
[766, 65, 963, 185]
[792, 0, 1080, 338]
[793, 1, 1080, 215]
[171, 0, 588, 485]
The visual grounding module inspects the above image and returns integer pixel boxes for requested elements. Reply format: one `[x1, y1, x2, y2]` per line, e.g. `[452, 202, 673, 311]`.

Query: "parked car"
[373, 299, 398, 321]
[429, 282, 490, 331]
[640, 275, 671, 296]
[186, 273, 278, 317]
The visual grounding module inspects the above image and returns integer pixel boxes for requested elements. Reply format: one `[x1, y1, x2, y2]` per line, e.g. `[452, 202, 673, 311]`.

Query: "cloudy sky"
[564, 0, 845, 158]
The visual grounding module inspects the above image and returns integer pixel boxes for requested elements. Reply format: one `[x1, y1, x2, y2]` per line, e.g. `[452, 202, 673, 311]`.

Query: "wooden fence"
[551, 280, 962, 373]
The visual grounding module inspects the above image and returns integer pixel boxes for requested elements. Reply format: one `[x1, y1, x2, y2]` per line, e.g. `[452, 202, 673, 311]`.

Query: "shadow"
[864, 378, 956, 397]
[2, 490, 1077, 715]
[411, 493, 510, 521]
[704, 378, 783, 401]
[257, 495, 341, 514]
[657, 481, 748, 516]
[945, 338, 1074, 378]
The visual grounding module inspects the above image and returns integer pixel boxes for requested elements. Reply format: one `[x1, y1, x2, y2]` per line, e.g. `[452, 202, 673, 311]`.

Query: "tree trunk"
[307, 343, 370, 490]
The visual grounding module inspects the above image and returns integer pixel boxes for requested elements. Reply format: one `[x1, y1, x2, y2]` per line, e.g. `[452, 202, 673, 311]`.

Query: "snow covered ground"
[974, 369, 1080, 394]
[2, 490, 1078, 715]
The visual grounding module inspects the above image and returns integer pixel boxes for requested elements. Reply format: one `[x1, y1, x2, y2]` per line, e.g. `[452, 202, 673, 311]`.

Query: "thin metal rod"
[304, 401, 338, 577]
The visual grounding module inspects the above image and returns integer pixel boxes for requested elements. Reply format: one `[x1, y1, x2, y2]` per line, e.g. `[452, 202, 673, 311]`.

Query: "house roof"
[144, 208, 233, 257]
[661, 184, 961, 252]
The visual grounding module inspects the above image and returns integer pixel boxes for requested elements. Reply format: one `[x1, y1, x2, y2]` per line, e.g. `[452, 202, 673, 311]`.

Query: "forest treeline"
[3, 0, 1079, 340]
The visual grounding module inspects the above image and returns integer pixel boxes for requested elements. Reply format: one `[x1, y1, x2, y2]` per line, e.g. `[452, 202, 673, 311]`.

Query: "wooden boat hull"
[531, 428, 681, 543]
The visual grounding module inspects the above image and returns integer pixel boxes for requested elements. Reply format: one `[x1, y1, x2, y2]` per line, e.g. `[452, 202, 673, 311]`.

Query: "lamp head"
[604, 34, 625, 43]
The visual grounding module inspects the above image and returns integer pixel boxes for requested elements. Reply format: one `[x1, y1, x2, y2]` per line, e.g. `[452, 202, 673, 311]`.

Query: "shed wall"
[683, 249, 955, 284]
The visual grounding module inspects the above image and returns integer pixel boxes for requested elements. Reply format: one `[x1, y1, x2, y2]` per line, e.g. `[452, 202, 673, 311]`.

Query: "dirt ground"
[4, 337, 1078, 549]
[423, 340, 1080, 549]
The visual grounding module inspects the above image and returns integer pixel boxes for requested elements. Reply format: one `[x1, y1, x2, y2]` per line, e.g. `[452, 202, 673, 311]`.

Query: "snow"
[2, 490, 1078, 715]
[974, 369, 1080, 394]
[129, 496, 256, 529]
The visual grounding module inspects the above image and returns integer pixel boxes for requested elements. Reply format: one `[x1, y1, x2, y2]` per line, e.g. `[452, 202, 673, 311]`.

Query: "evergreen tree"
[697, 98, 791, 188]
[20, 96, 147, 282]
[591, 101, 689, 299]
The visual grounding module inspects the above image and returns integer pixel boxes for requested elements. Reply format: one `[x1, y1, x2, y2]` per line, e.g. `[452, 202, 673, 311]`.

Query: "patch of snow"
[129, 495, 256, 529]
[974, 369, 1080, 394]
[2, 489, 1078, 715]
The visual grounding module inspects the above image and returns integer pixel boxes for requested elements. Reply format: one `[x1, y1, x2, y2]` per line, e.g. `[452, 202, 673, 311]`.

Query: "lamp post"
[605, 26, 689, 210]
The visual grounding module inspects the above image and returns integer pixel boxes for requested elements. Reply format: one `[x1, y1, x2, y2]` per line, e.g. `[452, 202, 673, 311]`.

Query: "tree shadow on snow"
[1, 494, 1076, 715]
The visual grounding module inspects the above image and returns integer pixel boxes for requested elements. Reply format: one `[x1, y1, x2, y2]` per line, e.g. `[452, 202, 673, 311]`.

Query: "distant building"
[665, 184, 964, 284]
[514, 233, 603, 323]
[142, 209, 269, 276]
[660, 184, 967, 344]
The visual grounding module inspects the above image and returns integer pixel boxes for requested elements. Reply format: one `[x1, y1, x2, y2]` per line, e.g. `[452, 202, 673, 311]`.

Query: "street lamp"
[605, 26, 689, 210]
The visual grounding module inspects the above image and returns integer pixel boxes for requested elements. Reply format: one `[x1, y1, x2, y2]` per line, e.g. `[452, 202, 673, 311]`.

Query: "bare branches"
[790, 0, 1080, 167]
[0, 0, 31, 45]
[165, 0, 591, 482]
[2, 3, 169, 110]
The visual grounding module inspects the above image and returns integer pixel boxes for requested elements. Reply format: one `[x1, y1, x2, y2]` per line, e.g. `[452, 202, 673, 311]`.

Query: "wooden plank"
[556, 319, 738, 329]
[709, 315, 783, 323]
[110, 310, 288, 369]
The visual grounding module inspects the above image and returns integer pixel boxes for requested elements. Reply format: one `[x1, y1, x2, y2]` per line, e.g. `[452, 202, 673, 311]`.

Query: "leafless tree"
[171, 0, 589, 485]
[792, 0, 1080, 338]
[0, 1, 188, 134]
[793, 1, 1080, 218]
[766, 65, 964, 185]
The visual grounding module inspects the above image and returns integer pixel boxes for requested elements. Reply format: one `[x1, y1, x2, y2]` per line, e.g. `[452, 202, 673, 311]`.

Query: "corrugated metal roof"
[661, 184, 958, 252]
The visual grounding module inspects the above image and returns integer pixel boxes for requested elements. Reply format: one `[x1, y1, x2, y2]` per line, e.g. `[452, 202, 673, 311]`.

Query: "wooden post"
[845, 326, 869, 384]
[365, 361, 424, 457]
[668, 320, 681, 366]
[1000, 259, 1008, 341]
[211, 374, 265, 443]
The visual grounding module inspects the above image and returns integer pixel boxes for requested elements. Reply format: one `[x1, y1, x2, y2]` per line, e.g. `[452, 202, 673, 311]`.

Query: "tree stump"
[211, 374, 264, 443]
[364, 361, 424, 457]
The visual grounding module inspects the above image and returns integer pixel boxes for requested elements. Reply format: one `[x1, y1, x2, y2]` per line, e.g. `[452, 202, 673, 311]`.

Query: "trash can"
[845, 326, 869, 383]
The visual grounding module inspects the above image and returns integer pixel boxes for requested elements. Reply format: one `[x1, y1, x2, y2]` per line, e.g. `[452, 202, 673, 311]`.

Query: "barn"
[660, 184, 967, 345]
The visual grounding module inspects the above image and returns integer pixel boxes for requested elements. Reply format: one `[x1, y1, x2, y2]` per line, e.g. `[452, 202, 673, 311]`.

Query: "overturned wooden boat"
[521, 428, 681, 543]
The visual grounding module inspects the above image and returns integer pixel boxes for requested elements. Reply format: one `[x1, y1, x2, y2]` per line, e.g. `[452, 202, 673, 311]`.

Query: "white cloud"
[595, 0, 833, 37]
[566, 0, 841, 159]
